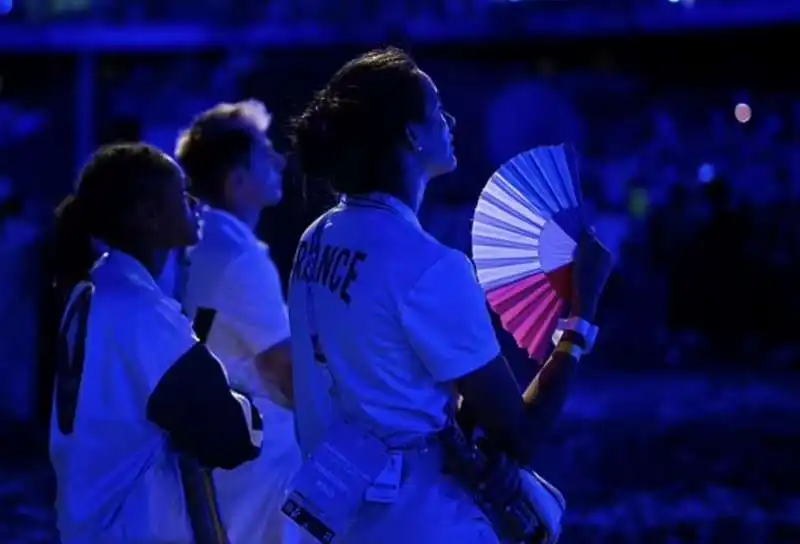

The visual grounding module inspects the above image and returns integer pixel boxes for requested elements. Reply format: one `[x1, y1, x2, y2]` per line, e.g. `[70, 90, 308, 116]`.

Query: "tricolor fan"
[472, 144, 585, 362]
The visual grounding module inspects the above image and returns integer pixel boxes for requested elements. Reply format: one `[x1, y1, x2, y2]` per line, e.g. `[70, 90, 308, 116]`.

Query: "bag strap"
[301, 207, 400, 452]
[193, 308, 217, 343]
[177, 453, 229, 544]
[54, 281, 94, 435]
[304, 208, 341, 384]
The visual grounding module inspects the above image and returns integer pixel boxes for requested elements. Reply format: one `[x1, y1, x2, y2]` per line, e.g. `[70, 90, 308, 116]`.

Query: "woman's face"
[409, 71, 457, 179]
[156, 158, 200, 248]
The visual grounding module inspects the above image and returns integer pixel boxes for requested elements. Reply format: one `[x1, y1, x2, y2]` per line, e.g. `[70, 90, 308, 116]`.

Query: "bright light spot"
[735, 103, 752, 123]
[698, 163, 715, 184]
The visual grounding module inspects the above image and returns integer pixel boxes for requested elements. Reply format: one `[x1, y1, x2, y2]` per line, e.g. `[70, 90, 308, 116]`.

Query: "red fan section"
[486, 264, 573, 362]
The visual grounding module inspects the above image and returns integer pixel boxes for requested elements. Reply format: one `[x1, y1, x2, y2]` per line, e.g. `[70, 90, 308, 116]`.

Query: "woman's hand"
[571, 232, 614, 321]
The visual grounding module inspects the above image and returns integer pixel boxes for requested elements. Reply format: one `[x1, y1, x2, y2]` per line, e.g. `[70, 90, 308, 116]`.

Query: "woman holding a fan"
[286, 47, 614, 544]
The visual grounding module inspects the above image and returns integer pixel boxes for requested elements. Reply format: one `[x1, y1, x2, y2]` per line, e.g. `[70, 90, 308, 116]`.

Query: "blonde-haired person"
[175, 100, 308, 543]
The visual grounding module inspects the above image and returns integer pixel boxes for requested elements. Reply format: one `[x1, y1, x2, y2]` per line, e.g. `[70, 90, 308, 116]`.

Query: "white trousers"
[214, 396, 312, 544]
[340, 445, 500, 544]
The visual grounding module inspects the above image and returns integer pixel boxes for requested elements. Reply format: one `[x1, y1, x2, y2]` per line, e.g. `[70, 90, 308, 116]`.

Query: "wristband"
[554, 341, 583, 360]
[551, 316, 599, 353]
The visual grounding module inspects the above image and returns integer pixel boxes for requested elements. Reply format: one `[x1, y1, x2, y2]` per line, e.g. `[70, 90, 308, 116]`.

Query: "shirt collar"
[201, 206, 259, 245]
[97, 250, 161, 292]
[342, 192, 421, 230]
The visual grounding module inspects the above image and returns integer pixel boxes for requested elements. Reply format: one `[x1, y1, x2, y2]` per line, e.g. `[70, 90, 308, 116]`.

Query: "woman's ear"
[405, 125, 421, 152]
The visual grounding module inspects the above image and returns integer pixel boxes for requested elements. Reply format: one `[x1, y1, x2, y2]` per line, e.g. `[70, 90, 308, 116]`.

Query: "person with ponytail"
[49, 142, 264, 544]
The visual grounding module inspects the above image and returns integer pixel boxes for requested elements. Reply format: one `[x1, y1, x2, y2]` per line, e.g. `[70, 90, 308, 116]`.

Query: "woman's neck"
[115, 244, 170, 280]
[400, 157, 430, 213]
[224, 202, 260, 231]
[352, 159, 429, 213]
[383, 173, 429, 213]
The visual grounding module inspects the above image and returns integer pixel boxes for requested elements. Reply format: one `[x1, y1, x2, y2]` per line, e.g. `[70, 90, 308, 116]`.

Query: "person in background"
[287, 47, 613, 543]
[48, 142, 263, 543]
[175, 100, 306, 544]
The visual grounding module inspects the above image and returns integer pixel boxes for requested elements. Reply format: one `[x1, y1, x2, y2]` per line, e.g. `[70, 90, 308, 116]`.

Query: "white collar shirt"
[288, 193, 501, 454]
[182, 207, 303, 544]
[49, 251, 197, 544]
[183, 207, 291, 404]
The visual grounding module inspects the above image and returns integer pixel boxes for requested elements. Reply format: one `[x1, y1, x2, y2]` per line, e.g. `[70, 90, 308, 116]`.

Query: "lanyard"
[304, 207, 342, 398]
[343, 192, 420, 229]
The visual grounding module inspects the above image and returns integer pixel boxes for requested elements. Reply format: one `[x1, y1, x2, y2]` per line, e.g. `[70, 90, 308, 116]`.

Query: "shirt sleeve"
[138, 297, 206, 395]
[141, 303, 264, 469]
[135, 295, 263, 469]
[399, 249, 501, 383]
[212, 247, 291, 354]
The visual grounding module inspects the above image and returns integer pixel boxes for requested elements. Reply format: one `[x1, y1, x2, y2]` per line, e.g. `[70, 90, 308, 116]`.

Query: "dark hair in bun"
[291, 47, 427, 196]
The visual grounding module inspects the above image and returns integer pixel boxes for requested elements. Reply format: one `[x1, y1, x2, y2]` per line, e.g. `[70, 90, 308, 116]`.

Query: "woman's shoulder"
[92, 272, 189, 330]
[393, 224, 463, 272]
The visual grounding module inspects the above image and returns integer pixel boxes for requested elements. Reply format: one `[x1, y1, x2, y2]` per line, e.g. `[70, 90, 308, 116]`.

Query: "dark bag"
[177, 307, 230, 544]
[439, 419, 566, 543]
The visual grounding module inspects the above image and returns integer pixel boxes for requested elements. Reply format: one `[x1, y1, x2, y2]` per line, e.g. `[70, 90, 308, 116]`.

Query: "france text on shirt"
[292, 240, 367, 304]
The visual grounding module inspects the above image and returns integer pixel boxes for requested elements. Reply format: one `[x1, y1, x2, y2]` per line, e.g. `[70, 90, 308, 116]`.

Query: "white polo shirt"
[183, 208, 291, 400]
[288, 193, 501, 454]
[50, 251, 196, 544]
[182, 207, 303, 544]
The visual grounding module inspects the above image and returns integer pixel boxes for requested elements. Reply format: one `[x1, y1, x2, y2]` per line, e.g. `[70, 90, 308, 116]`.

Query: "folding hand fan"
[472, 143, 584, 362]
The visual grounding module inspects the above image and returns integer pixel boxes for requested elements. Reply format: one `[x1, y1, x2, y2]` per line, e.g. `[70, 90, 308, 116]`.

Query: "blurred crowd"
[587, 93, 800, 369]
[0, 32, 798, 543]
[2, 0, 540, 24]
[1, 46, 798, 378]
[0, 0, 783, 28]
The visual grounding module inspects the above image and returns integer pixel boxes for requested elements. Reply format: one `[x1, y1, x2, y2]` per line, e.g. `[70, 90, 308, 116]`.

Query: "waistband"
[384, 430, 442, 453]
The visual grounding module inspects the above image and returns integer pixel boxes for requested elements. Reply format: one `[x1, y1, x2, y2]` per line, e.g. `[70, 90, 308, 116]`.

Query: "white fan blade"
[497, 161, 559, 218]
[488, 172, 552, 224]
[472, 213, 542, 245]
[472, 233, 538, 252]
[478, 184, 547, 231]
[477, 262, 542, 291]
[538, 219, 577, 274]
[473, 244, 539, 263]
[486, 170, 547, 221]
[472, 230, 540, 255]
[475, 198, 543, 238]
